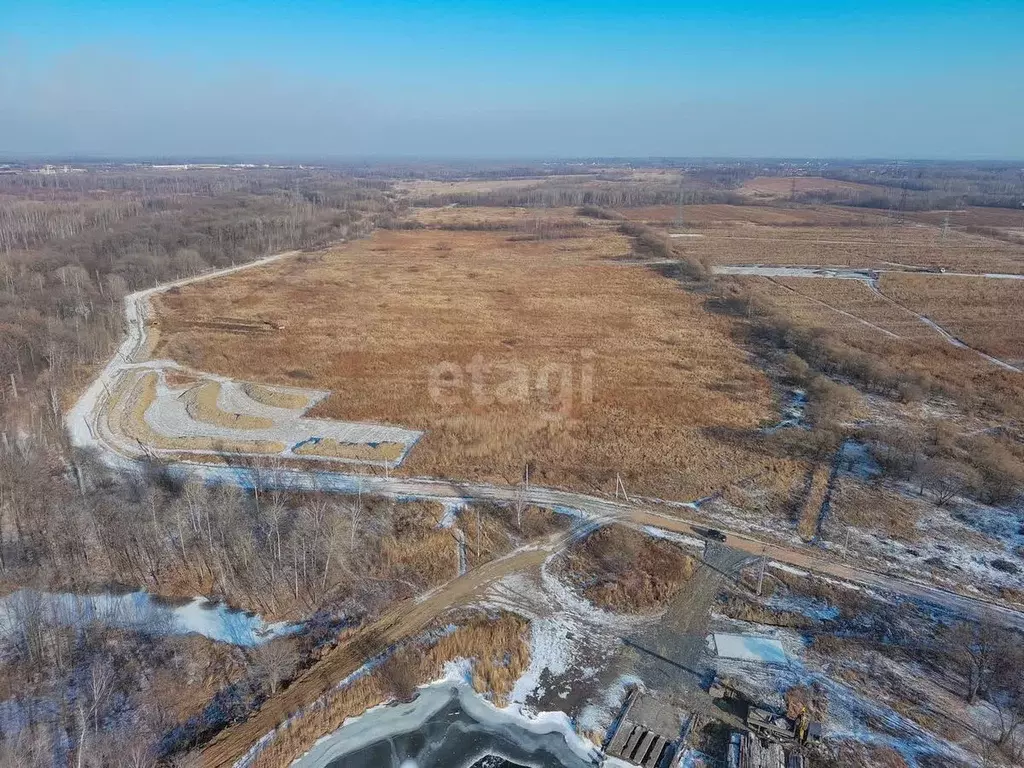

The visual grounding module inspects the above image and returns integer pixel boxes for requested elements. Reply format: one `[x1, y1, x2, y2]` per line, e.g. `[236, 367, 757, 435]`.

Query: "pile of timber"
[727, 733, 804, 768]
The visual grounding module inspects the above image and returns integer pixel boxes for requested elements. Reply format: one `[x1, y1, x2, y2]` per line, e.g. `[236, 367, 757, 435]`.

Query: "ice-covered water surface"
[292, 683, 600, 768]
[0, 589, 295, 647]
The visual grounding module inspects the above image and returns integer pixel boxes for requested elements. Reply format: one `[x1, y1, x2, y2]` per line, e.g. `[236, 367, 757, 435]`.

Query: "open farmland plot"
[770, 277, 938, 340]
[151, 221, 806, 500]
[880, 273, 1024, 364]
[734, 275, 1024, 413]
[618, 204, 1024, 273]
[679, 223, 1024, 272]
[738, 175, 885, 199]
[617, 203, 891, 228]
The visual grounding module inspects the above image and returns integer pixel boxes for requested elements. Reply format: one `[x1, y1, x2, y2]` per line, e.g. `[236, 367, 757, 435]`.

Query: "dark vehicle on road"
[693, 527, 727, 542]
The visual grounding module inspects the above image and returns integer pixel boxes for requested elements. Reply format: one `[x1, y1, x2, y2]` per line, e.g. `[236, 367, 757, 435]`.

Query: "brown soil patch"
[152, 224, 797, 500]
[560, 525, 696, 612]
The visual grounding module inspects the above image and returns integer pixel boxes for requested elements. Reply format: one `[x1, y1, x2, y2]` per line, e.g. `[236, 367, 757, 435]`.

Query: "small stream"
[291, 683, 600, 768]
[0, 589, 295, 647]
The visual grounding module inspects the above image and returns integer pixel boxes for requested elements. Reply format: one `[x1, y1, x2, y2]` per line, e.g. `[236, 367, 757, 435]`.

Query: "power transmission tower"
[895, 177, 909, 225]
[674, 175, 685, 231]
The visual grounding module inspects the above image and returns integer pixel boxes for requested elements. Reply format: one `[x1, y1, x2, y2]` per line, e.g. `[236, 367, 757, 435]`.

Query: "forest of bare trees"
[0, 167, 410, 765]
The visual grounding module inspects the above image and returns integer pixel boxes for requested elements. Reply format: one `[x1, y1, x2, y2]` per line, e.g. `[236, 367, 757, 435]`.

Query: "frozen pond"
[291, 683, 601, 768]
[0, 589, 295, 647]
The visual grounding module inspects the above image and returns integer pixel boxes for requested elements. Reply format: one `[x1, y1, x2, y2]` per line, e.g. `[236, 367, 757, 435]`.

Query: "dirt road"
[201, 532, 576, 768]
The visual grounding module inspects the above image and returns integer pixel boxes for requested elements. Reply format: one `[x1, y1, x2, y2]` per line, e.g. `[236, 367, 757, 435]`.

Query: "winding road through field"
[65, 247, 1024, 766]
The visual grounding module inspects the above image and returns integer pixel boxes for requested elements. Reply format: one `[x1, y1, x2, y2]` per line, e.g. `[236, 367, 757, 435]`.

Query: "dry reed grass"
[721, 596, 814, 629]
[410, 205, 590, 229]
[740, 176, 881, 198]
[772, 278, 936, 340]
[735, 275, 1024, 416]
[621, 200, 1024, 272]
[880, 273, 1024, 361]
[617, 204, 889, 228]
[184, 380, 275, 430]
[164, 370, 201, 388]
[152, 224, 800, 500]
[691, 225, 1021, 271]
[796, 463, 831, 541]
[828, 477, 923, 542]
[560, 524, 695, 612]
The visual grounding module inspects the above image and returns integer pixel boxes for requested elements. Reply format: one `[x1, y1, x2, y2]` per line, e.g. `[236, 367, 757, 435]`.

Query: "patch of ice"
[442, 657, 474, 686]
[710, 633, 789, 664]
[839, 440, 881, 480]
[291, 682, 601, 768]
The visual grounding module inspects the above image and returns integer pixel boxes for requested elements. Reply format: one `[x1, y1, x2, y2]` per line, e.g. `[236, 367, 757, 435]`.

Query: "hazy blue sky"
[1, 0, 1022, 159]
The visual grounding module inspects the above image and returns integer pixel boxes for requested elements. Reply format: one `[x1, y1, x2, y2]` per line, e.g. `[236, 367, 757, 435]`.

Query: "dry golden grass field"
[152, 219, 806, 500]
[769, 277, 937, 340]
[735, 275, 1024, 414]
[410, 204, 591, 228]
[738, 176, 883, 198]
[618, 203, 889, 228]
[880, 273, 1024, 362]
[619, 204, 1024, 273]
[907, 206, 1024, 231]
[396, 176, 598, 200]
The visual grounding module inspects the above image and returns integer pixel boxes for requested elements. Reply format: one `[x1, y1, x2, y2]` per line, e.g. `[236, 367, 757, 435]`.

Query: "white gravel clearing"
[67, 249, 424, 468]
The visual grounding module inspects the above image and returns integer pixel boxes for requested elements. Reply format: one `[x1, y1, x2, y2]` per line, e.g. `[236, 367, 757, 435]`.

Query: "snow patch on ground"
[838, 440, 881, 480]
[436, 499, 468, 528]
[642, 526, 706, 552]
[510, 617, 574, 704]
[0, 589, 295, 647]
